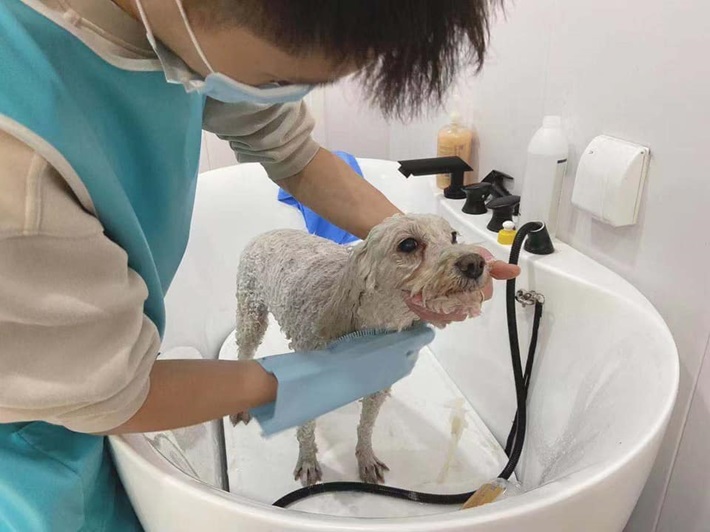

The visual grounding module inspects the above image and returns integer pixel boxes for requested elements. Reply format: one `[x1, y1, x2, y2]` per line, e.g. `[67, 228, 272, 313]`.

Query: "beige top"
[0, 0, 319, 432]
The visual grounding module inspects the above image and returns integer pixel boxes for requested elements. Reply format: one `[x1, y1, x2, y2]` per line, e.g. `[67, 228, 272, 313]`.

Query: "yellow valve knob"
[497, 220, 517, 245]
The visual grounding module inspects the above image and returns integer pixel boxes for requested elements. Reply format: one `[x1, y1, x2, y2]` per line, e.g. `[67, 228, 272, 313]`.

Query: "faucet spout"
[398, 156, 472, 199]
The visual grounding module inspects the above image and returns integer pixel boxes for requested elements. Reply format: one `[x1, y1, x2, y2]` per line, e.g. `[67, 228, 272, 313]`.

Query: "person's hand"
[405, 247, 521, 325]
[250, 323, 436, 435]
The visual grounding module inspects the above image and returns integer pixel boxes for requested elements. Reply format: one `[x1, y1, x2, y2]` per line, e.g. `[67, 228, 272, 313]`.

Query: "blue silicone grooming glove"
[250, 323, 435, 435]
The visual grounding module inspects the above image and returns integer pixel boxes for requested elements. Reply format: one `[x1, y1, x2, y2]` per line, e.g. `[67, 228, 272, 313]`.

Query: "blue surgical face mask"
[134, 0, 313, 104]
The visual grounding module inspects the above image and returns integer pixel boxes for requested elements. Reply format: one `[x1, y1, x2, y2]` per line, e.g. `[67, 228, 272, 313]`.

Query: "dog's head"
[352, 213, 490, 319]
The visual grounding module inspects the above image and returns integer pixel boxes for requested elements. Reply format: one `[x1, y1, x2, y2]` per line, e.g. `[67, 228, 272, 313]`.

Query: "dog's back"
[236, 229, 352, 352]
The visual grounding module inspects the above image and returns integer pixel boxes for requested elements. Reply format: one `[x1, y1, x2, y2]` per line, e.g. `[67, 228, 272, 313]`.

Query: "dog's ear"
[316, 242, 374, 340]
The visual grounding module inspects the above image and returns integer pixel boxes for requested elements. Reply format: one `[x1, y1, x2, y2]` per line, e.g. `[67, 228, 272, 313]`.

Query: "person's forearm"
[280, 148, 400, 239]
[103, 359, 277, 434]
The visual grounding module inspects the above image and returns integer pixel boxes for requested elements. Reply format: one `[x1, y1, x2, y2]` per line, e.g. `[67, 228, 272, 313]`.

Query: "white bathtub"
[110, 159, 678, 531]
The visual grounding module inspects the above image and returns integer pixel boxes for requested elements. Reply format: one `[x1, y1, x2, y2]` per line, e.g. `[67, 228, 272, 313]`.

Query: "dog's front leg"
[356, 390, 390, 483]
[230, 278, 268, 426]
[294, 420, 322, 486]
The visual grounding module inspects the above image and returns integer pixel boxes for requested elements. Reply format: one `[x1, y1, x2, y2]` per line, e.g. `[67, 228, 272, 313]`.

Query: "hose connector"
[523, 222, 555, 255]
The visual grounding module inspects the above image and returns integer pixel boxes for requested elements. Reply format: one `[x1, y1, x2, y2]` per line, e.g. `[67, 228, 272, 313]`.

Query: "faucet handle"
[482, 170, 515, 199]
[486, 195, 520, 232]
[462, 183, 493, 215]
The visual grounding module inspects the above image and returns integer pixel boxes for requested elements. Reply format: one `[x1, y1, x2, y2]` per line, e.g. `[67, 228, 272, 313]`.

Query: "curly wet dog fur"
[233, 213, 489, 486]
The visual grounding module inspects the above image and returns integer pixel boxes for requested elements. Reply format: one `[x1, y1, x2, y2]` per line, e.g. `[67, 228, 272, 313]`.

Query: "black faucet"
[398, 156, 473, 199]
[461, 182, 493, 214]
[486, 195, 520, 232]
[482, 170, 515, 197]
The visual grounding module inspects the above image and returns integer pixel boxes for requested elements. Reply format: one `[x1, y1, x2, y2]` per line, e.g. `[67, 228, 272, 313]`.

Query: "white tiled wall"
[657, 338, 710, 531]
[279, 1, 710, 531]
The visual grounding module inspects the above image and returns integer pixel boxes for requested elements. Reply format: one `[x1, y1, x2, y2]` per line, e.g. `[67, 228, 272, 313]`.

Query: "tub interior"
[119, 159, 678, 528]
[218, 317, 513, 518]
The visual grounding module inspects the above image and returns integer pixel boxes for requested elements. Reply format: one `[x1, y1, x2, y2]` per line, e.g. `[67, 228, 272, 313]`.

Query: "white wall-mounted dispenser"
[571, 135, 650, 227]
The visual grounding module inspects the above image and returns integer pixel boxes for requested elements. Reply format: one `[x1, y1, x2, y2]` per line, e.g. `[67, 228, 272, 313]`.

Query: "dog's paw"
[356, 449, 390, 484]
[293, 458, 323, 486]
[229, 411, 251, 426]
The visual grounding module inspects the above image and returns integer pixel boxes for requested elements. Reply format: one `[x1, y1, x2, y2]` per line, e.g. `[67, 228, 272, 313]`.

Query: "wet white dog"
[233, 213, 489, 486]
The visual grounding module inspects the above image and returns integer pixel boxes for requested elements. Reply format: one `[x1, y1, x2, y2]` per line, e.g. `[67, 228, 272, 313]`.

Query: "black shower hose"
[273, 222, 545, 508]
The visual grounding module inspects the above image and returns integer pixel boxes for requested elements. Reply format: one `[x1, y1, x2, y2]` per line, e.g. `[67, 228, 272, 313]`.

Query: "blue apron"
[0, 0, 204, 529]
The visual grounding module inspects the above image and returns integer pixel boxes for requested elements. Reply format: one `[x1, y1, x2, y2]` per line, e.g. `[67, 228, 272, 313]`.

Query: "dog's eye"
[397, 238, 419, 253]
[451, 231, 458, 244]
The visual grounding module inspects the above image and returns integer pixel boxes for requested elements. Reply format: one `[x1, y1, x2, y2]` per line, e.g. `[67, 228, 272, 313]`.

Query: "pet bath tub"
[110, 159, 678, 531]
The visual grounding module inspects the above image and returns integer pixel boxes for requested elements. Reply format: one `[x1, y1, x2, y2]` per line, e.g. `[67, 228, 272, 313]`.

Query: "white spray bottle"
[518, 116, 568, 237]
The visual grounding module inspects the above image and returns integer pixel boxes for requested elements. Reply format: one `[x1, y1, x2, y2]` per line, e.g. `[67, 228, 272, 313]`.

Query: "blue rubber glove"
[250, 323, 435, 435]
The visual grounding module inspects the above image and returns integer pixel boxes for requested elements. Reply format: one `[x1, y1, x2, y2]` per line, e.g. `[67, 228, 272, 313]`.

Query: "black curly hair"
[187, 0, 500, 118]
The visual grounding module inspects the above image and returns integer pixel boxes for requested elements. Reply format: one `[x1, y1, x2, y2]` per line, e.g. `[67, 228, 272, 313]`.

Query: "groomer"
[0, 0, 520, 528]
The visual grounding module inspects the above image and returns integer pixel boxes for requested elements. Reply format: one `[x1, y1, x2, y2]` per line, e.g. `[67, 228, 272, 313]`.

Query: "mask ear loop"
[173, 0, 216, 73]
[133, 0, 158, 47]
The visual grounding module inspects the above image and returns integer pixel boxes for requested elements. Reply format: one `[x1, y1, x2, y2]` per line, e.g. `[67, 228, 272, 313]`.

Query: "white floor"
[218, 317, 511, 518]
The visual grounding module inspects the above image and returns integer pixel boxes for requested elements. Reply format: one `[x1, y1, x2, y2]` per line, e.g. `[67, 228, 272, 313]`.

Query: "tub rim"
[110, 159, 679, 529]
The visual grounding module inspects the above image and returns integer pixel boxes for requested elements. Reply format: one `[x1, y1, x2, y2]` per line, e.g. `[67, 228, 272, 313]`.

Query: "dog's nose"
[455, 254, 486, 280]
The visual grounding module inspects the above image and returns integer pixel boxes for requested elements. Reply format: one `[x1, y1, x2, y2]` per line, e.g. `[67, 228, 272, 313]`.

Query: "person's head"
[127, 0, 500, 117]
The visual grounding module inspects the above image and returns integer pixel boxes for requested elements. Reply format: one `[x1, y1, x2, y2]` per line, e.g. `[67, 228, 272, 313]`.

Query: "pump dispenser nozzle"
[482, 170, 515, 199]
